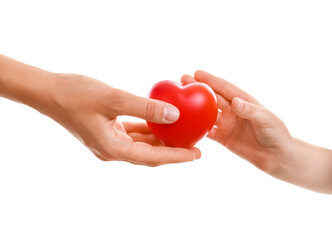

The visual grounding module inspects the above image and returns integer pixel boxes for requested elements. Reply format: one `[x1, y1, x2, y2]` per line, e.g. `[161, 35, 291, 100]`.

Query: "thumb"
[231, 97, 273, 127]
[113, 89, 180, 124]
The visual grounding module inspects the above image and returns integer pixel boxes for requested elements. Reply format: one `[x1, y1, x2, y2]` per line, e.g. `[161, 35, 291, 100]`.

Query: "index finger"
[194, 70, 260, 105]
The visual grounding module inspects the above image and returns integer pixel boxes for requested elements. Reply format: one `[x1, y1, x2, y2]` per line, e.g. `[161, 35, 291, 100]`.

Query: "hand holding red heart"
[147, 80, 218, 148]
[0, 55, 201, 167]
[179, 70, 294, 173]
[177, 71, 332, 194]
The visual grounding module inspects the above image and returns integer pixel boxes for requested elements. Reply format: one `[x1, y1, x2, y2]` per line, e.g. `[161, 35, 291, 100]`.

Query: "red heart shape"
[147, 80, 218, 148]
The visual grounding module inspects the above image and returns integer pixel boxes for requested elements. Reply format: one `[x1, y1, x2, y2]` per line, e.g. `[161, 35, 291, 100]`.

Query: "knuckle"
[258, 109, 275, 128]
[108, 88, 125, 114]
[244, 104, 253, 115]
[69, 73, 87, 82]
[145, 100, 158, 120]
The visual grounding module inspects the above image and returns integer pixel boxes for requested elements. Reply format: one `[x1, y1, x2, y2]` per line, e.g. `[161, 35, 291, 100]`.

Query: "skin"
[1, 54, 331, 193]
[0, 54, 201, 166]
[181, 71, 332, 194]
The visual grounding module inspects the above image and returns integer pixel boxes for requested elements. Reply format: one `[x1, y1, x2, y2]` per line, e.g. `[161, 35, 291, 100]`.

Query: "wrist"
[268, 136, 298, 179]
[23, 70, 59, 116]
[38, 72, 76, 118]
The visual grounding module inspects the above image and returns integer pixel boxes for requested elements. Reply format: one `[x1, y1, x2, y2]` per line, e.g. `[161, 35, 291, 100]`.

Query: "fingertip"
[231, 98, 272, 127]
[191, 147, 202, 160]
[181, 74, 192, 79]
[180, 74, 196, 85]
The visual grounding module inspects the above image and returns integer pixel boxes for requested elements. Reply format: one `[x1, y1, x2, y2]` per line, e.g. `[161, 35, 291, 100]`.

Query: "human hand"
[1, 54, 331, 191]
[43, 73, 200, 166]
[181, 71, 293, 174]
[181, 71, 332, 193]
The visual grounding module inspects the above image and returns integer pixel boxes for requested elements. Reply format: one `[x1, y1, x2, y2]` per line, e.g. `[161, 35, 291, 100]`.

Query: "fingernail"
[193, 150, 201, 160]
[163, 106, 180, 123]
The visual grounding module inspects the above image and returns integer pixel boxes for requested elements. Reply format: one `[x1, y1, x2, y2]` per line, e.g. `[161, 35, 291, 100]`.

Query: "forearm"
[275, 138, 332, 194]
[0, 54, 56, 114]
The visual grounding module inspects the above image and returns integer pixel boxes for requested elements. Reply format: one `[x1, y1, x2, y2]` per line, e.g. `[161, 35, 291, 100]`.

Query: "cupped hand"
[181, 71, 294, 173]
[44, 73, 200, 166]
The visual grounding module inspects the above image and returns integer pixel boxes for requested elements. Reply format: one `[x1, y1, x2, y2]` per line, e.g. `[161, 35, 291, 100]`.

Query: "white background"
[1, 0, 332, 239]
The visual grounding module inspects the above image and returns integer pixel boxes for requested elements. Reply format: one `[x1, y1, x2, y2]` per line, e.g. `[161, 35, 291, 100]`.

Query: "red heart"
[147, 80, 218, 148]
